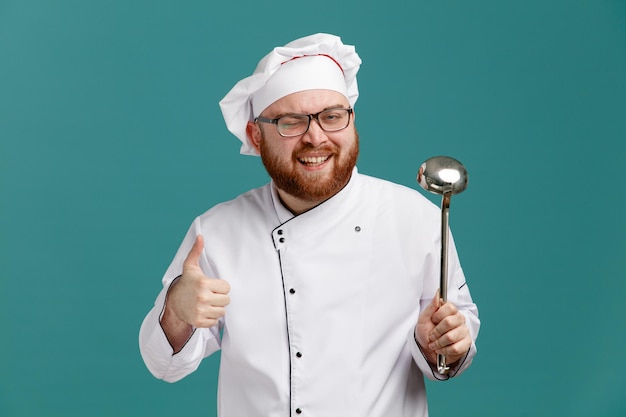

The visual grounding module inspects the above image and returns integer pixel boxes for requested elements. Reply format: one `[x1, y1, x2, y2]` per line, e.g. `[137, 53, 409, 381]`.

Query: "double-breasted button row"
[276, 226, 305, 416]
[274, 229, 286, 244]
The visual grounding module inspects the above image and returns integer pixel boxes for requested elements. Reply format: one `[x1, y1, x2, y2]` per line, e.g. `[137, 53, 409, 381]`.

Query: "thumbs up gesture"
[161, 235, 230, 351]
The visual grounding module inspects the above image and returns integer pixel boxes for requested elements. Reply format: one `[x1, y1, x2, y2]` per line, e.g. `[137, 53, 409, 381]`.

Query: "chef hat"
[219, 33, 362, 156]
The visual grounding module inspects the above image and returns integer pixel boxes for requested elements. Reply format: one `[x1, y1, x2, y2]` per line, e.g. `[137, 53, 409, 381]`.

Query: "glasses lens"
[275, 108, 351, 136]
[277, 115, 310, 136]
[319, 109, 351, 131]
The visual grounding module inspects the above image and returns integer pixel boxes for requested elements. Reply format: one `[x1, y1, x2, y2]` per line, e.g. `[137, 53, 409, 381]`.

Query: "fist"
[415, 292, 471, 365]
[167, 235, 231, 328]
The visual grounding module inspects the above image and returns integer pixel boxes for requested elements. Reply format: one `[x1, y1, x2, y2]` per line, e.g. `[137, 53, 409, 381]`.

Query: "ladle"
[417, 156, 468, 374]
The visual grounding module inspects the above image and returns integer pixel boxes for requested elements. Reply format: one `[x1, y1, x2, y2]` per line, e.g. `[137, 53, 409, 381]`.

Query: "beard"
[259, 129, 359, 204]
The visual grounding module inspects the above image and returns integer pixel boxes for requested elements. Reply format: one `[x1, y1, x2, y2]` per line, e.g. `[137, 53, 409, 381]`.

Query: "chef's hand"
[415, 291, 471, 367]
[160, 235, 230, 352]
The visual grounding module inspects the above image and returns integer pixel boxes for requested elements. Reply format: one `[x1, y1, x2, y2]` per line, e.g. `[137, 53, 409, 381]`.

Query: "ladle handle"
[438, 193, 451, 375]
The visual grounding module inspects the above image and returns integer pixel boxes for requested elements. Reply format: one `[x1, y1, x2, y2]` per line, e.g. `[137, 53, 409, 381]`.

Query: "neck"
[275, 173, 353, 215]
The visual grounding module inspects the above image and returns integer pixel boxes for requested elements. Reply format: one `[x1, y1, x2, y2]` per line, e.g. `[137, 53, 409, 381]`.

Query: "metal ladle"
[417, 156, 468, 374]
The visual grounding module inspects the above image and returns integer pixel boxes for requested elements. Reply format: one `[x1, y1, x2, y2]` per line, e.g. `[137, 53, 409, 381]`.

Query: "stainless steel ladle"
[417, 156, 468, 374]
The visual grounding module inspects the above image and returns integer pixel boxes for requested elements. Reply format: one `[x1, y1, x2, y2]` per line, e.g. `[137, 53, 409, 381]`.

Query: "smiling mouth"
[298, 155, 331, 167]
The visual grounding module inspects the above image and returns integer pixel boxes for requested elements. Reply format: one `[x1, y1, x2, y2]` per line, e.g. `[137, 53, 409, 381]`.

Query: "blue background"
[1, 0, 625, 416]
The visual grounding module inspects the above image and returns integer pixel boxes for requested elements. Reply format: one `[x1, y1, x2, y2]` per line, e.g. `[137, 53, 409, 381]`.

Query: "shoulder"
[356, 172, 438, 213]
[196, 183, 274, 226]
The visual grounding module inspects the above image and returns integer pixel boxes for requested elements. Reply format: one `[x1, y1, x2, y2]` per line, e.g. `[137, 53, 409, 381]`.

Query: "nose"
[302, 118, 328, 147]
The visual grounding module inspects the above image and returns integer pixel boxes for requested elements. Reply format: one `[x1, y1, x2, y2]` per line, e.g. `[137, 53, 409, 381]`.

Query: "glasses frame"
[254, 107, 353, 137]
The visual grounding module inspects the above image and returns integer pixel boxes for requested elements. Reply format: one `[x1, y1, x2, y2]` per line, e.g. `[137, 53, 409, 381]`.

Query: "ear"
[246, 121, 262, 154]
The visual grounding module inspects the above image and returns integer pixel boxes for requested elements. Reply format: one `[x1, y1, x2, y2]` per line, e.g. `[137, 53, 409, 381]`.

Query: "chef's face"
[247, 89, 359, 208]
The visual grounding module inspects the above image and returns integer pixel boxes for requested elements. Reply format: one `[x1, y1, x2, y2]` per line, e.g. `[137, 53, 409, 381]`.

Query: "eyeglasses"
[254, 108, 353, 137]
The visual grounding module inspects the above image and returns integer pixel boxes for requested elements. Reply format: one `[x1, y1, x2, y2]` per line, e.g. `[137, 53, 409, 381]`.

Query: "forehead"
[262, 89, 349, 116]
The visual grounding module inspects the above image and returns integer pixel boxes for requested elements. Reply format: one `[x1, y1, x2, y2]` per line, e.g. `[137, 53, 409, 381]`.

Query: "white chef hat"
[219, 33, 362, 156]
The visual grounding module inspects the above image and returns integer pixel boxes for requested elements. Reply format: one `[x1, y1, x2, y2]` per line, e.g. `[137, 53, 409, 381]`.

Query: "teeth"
[299, 156, 329, 165]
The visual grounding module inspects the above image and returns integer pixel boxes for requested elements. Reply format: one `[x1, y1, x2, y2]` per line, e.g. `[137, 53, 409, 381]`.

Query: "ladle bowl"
[417, 156, 468, 196]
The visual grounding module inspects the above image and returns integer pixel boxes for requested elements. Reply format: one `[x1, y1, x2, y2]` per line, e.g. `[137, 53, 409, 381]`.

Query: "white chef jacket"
[139, 167, 479, 417]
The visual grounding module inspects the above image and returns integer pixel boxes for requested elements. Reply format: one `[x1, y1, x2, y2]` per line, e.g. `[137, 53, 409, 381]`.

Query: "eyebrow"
[269, 104, 348, 119]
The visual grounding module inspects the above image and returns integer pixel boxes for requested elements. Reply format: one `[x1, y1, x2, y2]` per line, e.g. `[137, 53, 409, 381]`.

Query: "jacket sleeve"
[138, 218, 222, 383]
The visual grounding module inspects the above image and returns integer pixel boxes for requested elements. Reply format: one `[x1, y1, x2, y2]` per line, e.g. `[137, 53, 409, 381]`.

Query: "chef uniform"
[139, 33, 480, 417]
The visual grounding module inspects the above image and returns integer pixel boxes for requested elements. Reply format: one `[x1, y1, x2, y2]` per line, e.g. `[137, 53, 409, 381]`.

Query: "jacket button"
[277, 229, 283, 235]
[279, 237, 285, 243]
[289, 288, 295, 294]
[296, 409, 302, 414]
[296, 352, 302, 358]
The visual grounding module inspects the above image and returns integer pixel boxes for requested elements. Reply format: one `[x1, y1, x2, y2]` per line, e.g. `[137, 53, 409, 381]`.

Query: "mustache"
[294, 143, 338, 155]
